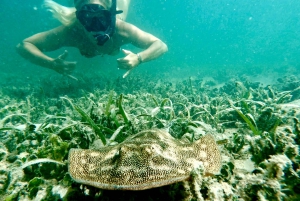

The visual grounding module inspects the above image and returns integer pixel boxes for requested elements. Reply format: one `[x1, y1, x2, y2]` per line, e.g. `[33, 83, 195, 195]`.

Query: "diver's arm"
[117, 21, 168, 68]
[134, 39, 168, 63]
[125, 23, 168, 62]
[16, 26, 76, 74]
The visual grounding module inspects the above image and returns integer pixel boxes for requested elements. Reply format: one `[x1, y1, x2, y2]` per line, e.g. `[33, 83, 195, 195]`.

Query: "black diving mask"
[76, 4, 111, 32]
[76, 3, 122, 46]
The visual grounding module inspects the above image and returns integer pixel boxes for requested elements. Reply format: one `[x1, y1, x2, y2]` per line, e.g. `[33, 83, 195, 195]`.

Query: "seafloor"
[0, 71, 300, 201]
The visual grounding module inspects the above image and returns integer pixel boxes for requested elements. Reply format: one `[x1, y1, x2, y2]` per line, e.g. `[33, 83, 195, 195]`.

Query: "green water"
[0, 0, 299, 90]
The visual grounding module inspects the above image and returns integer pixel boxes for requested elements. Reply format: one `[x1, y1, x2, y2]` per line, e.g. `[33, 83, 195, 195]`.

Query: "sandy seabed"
[0, 71, 300, 201]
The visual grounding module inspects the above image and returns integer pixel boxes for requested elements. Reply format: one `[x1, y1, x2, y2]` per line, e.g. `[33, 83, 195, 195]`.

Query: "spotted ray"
[68, 130, 221, 190]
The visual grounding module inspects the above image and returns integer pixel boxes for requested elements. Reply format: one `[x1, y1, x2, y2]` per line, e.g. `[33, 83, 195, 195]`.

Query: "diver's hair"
[74, 0, 112, 10]
[44, 0, 124, 25]
[44, 0, 76, 25]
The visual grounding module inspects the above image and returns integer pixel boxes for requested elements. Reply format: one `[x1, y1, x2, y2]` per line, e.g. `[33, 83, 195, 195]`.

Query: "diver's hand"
[117, 49, 141, 78]
[117, 49, 140, 70]
[51, 50, 77, 76]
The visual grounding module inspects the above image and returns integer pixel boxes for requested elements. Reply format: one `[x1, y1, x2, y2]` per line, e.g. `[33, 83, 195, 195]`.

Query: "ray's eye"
[111, 148, 121, 163]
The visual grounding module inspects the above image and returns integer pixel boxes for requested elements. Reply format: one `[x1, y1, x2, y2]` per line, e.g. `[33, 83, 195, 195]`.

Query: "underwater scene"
[1, 0, 300, 200]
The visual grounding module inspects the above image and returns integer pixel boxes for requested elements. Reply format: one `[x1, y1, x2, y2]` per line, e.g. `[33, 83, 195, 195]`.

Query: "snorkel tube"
[94, 0, 123, 45]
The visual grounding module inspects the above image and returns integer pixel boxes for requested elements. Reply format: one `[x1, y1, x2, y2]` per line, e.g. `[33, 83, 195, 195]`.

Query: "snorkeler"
[16, 0, 168, 78]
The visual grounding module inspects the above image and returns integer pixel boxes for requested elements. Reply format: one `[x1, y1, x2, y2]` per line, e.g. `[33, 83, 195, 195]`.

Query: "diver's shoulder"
[63, 21, 82, 32]
[116, 20, 138, 37]
[45, 23, 81, 45]
[116, 19, 135, 30]
[48, 24, 74, 33]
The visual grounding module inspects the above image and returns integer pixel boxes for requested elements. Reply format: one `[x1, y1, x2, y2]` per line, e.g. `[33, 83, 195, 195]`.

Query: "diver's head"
[75, 3, 111, 33]
[74, 0, 122, 46]
[75, 0, 113, 33]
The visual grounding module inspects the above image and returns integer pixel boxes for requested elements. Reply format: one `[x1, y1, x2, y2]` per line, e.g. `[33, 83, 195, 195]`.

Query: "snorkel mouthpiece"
[75, 0, 123, 46]
[93, 33, 110, 46]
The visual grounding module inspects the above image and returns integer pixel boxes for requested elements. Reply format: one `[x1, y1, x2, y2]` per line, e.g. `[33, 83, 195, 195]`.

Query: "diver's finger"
[58, 50, 68, 60]
[67, 62, 77, 69]
[117, 63, 131, 70]
[121, 49, 132, 55]
[118, 60, 128, 65]
[66, 74, 78, 81]
[117, 58, 129, 63]
[117, 60, 130, 66]
[123, 69, 132, 78]
[63, 72, 78, 81]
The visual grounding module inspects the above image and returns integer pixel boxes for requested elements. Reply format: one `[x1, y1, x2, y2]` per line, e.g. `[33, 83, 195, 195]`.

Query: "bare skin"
[16, 0, 168, 78]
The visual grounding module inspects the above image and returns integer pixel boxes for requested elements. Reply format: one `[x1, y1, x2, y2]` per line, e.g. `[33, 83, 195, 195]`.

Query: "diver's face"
[76, 4, 111, 32]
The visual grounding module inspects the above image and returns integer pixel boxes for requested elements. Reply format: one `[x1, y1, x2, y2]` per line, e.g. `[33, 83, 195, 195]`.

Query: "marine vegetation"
[0, 73, 300, 201]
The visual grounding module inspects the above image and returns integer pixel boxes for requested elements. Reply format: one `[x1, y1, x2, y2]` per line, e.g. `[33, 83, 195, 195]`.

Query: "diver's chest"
[78, 38, 119, 57]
